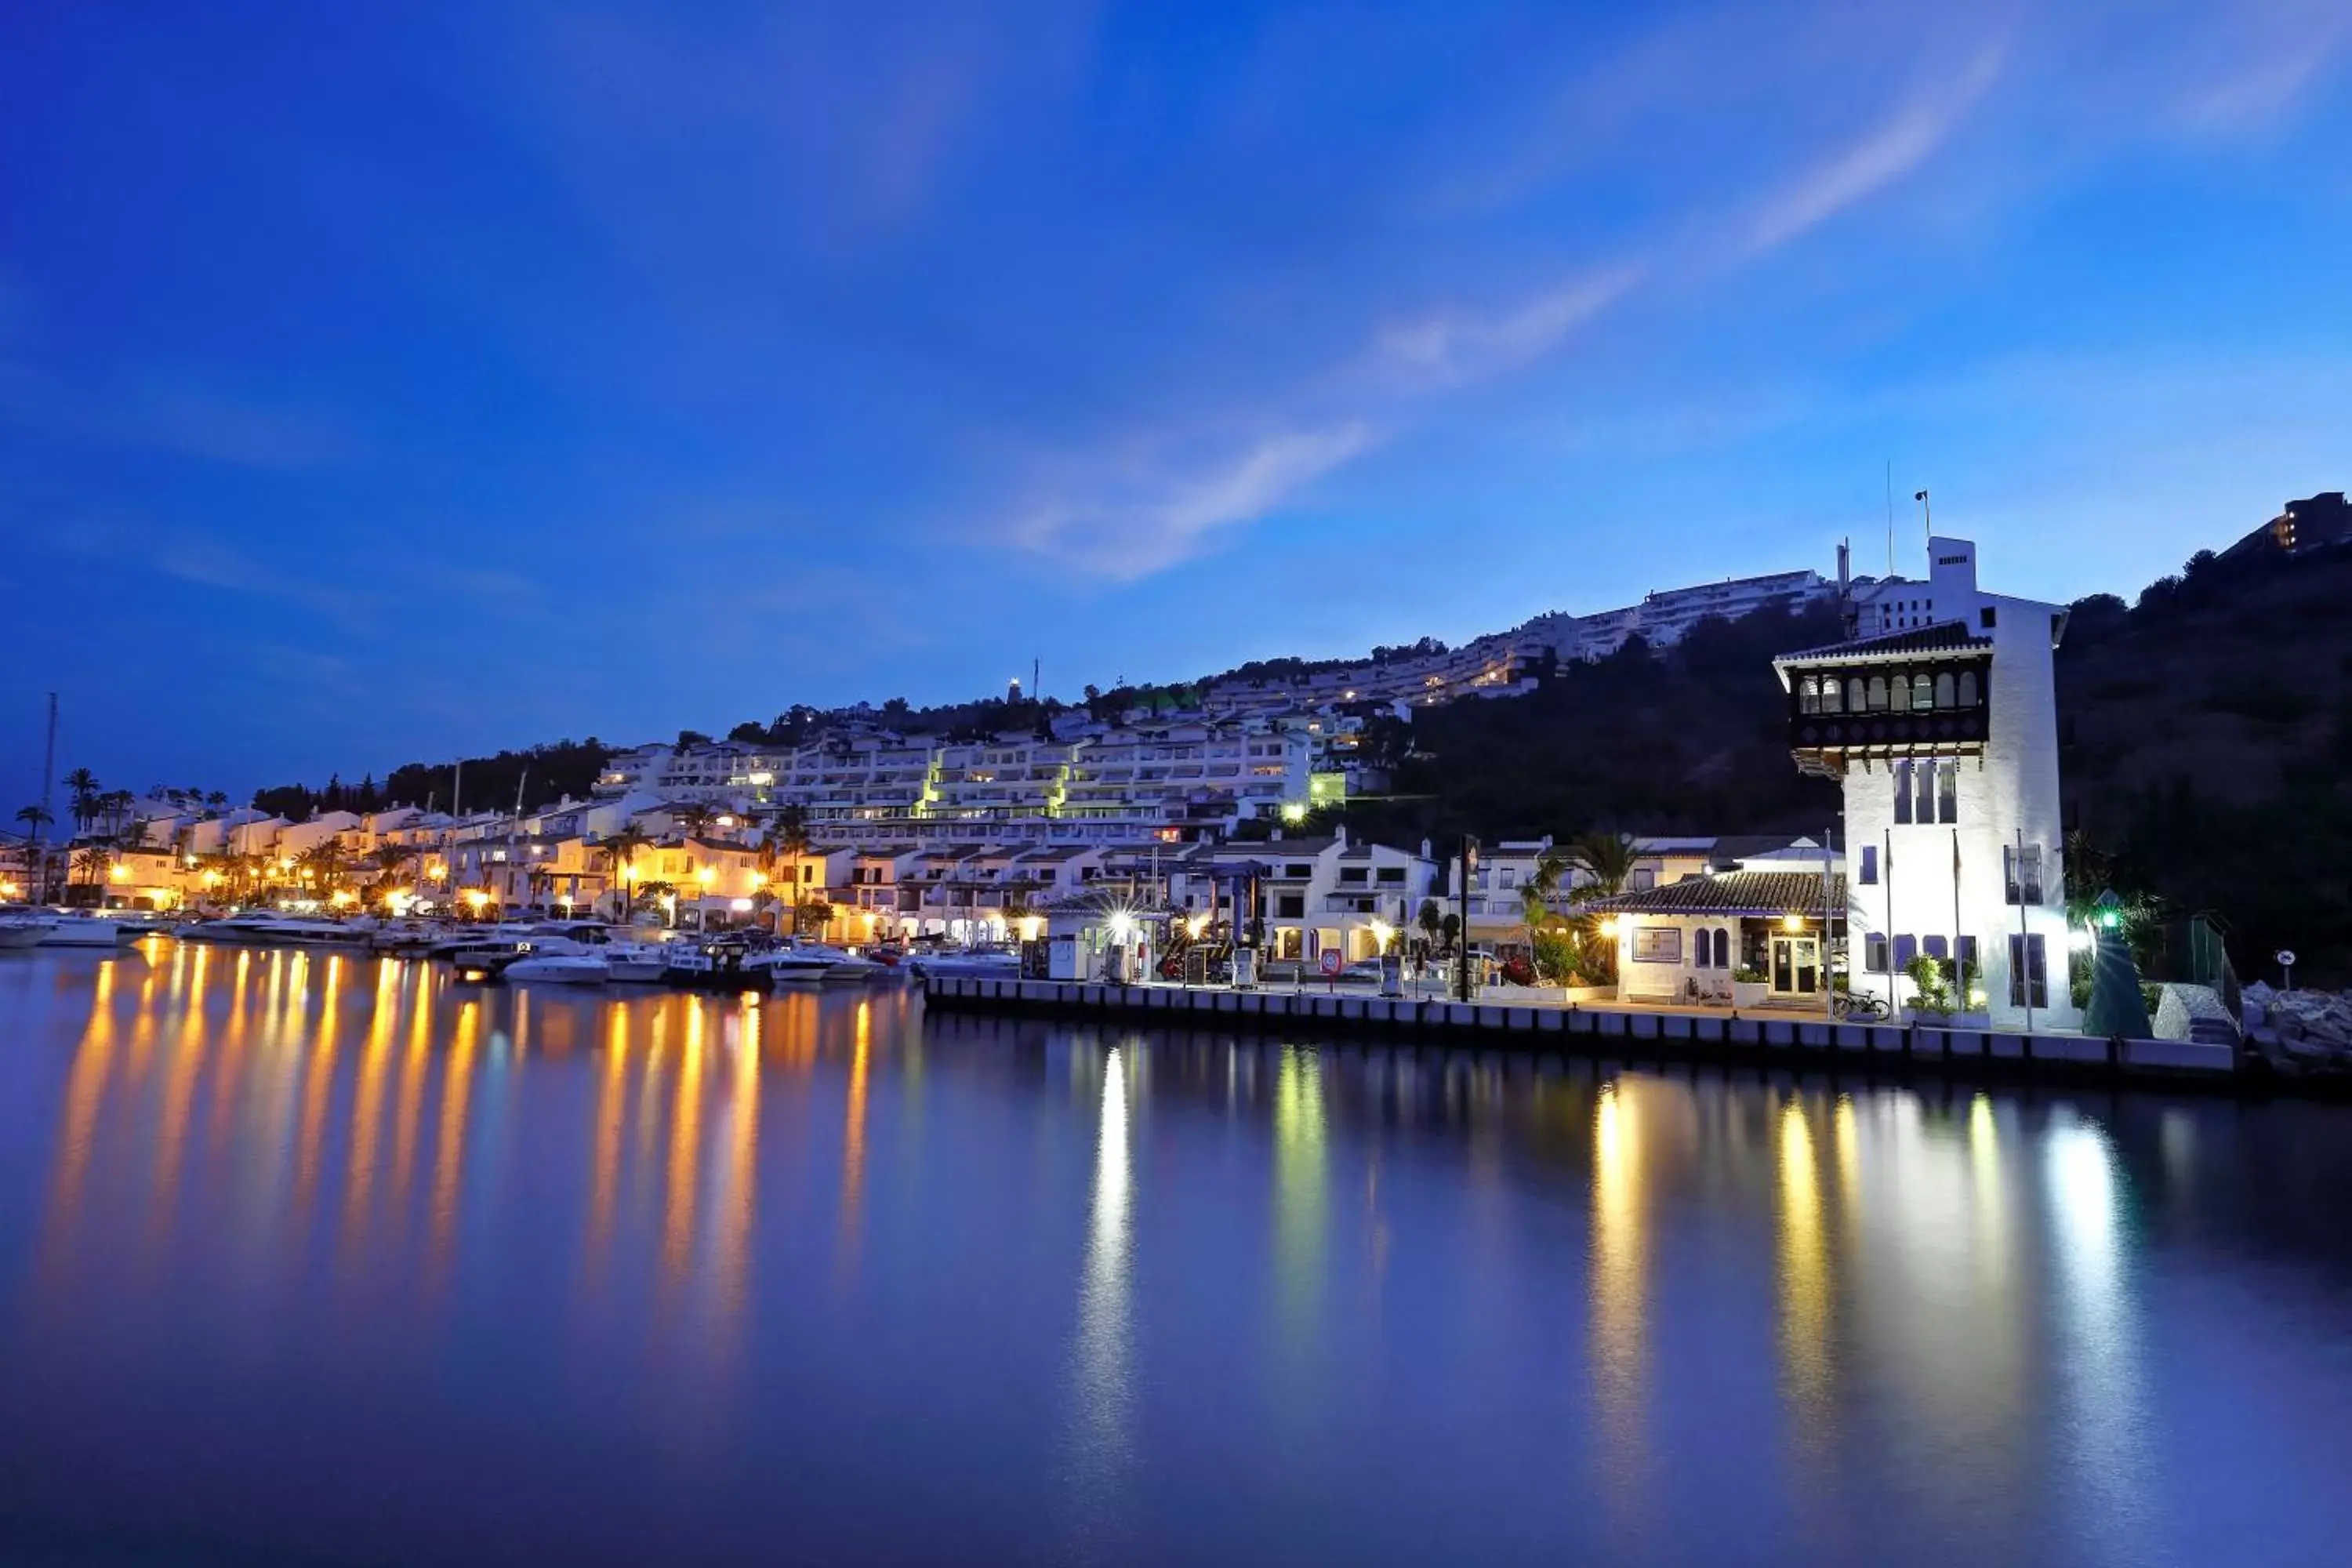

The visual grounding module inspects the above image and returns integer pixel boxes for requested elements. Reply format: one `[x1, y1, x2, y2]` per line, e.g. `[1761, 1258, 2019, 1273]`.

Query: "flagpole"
[2016, 826, 2035, 1033]
[1823, 826, 1836, 1020]
[1885, 824, 1897, 1011]
[1951, 822, 1965, 1007]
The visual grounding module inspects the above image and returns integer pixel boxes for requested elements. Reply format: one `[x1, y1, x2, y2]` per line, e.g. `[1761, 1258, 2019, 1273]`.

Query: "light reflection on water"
[2, 944, 2350, 1565]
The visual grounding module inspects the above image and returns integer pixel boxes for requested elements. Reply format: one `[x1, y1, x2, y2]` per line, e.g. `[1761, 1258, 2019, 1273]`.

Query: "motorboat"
[504, 952, 611, 985]
[423, 920, 612, 961]
[180, 912, 369, 947]
[604, 941, 673, 984]
[750, 942, 888, 984]
[906, 944, 1022, 979]
[663, 938, 772, 992]
[0, 916, 49, 950]
[29, 912, 142, 949]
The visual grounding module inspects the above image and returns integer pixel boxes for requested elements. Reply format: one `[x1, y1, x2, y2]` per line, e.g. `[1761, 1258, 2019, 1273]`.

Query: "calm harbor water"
[2, 942, 2350, 1565]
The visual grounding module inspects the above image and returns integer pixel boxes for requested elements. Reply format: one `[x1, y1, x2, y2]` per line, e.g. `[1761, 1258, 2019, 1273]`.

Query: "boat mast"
[36, 691, 56, 902]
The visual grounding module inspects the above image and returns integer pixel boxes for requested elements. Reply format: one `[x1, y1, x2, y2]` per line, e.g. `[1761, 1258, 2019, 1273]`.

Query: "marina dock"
[920, 975, 2241, 1084]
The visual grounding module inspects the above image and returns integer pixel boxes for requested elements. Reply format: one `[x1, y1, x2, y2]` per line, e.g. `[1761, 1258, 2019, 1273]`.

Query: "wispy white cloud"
[1374, 267, 1644, 388]
[2172, 0, 2352, 135]
[1008, 423, 1376, 581]
[1744, 42, 2008, 255]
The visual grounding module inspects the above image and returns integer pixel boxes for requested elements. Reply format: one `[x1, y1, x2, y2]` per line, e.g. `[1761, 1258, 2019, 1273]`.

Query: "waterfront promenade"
[921, 974, 2238, 1083]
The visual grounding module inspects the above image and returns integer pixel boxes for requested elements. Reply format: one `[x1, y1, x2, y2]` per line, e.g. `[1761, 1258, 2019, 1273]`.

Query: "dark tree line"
[252, 740, 613, 820]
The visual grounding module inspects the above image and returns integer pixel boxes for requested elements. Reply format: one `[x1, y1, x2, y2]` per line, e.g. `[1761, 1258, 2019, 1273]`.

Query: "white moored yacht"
[0, 915, 52, 949]
[906, 944, 1022, 980]
[28, 911, 143, 949]
[504, 952, 612, 985]
[751, 942, 888, 984]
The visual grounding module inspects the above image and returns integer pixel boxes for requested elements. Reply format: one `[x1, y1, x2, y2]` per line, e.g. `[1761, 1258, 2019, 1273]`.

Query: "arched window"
[1867, 676, 1888, 711]
[1715, 928, 1732, 968]
[1799, 677, 1820, 714]
[1935, 672, 1955, 708]
[1958, 670, 1979, 707]
[1889, 674, 1911, 711]
[1847, 678, 1866, 713]
[1821, 677, 1842, 713]
[1914, 674, 1935, 711]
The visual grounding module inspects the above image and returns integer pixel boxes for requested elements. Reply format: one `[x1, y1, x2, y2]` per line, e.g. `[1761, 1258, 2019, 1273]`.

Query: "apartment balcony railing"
[1321, 894, 1394, 914]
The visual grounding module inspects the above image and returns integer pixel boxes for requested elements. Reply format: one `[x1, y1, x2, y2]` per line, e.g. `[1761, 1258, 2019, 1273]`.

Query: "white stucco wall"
[1840, 539, 2080, 1030]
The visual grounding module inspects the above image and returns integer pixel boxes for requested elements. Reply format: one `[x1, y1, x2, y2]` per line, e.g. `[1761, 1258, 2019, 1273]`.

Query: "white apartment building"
[927, 738, 1077, 822]
[1526, 568, 1835, 663]
[1060, 721, 1311, 830]
[1775, 535, 2080, 1030]
[1155, 830, 1437, 965]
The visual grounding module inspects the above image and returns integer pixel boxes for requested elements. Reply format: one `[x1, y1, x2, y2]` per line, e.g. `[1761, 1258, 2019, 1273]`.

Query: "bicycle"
[1832, 989, 1888, 1022]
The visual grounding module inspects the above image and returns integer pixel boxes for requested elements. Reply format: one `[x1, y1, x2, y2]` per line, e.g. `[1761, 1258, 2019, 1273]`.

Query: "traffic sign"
[1320, 949, 1344, 977]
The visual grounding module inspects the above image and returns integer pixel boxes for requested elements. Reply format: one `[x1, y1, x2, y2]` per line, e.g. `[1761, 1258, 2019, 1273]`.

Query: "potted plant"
[1947, 958, 1991, 1029]
[1902, 953, 1960, 1025]
[1731, 965, 1768, 1009]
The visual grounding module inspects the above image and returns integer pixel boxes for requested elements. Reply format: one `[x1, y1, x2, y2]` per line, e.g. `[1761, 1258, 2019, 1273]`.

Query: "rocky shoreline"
[2242, 982, 2352, 1077]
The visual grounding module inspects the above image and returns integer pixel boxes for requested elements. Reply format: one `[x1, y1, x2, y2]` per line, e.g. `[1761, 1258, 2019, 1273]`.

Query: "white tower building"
[1773, 537, 2081, 1032]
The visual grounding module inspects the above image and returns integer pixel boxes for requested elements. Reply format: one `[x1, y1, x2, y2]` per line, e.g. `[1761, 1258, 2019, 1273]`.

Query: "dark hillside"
[2058, 546, 2352, 984]
[1341, 601, 1847, 846]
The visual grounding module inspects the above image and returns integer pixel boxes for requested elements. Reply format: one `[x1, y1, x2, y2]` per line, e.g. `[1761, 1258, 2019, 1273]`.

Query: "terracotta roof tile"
[1576, 870, 1845, 917]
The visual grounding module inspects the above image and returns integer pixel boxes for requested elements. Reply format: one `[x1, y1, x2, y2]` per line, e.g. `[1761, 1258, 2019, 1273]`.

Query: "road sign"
[2277, 949, 2297, 968]
[1320, 949, 1344, 977]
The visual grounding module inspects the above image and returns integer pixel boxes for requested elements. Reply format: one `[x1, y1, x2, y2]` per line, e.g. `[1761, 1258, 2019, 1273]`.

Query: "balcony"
[1783, 645, 1994, 779]
[1320, 894, 1390, 915]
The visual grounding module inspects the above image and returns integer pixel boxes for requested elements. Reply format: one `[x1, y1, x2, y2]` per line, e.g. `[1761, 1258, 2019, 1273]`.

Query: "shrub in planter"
[1903, 953, 1956, 1020]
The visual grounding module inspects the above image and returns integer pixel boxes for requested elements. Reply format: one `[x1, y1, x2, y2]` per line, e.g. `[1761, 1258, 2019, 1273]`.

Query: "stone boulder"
[2153, 983, 2238, 1047]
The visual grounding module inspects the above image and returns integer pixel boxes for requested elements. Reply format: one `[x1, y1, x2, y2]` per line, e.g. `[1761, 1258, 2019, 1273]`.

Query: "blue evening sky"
[4, 1, 2347, 797]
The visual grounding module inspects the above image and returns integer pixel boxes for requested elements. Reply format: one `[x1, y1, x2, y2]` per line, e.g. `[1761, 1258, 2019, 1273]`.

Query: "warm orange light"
[462, 890, 491, 911]
[695, 866, 716, 887]
[1782, 913, 1803, 932]
[200, 870, 223, 887]
[108, 865, 129, 883]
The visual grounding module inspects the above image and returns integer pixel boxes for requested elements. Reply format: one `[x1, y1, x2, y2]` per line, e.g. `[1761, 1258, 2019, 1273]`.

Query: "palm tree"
[13, 804, 54, 902]
[677, 803, 717, 840]
[205, 790, 228, 811]
[1565, 831, 1640, 900]
[72, 844, 111, 894]
[597, 829, 651, 920]
[368, 842, 414, 905]
[98, 789, 134, 836]
[63, 768, 100, 835]
[766, 806, 815, 932]
[299, 841, 348, 896]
